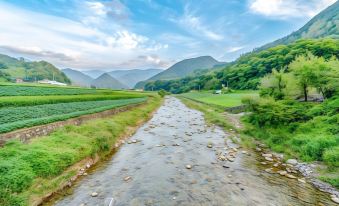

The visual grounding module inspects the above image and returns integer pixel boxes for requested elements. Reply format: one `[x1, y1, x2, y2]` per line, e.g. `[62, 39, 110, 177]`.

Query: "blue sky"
[0, 0, 336, 71]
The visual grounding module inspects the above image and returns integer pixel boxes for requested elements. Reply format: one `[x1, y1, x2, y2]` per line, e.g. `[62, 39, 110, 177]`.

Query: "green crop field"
[0, 84, 149, 134]
[0, 98, 146, 133]
[0, 85, 109, 96]
[180, 91, 259, 107]
[0, 93, 144, 107]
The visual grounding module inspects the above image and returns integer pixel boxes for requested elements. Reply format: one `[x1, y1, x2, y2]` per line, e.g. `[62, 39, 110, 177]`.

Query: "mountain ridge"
[135, 56, 222, 88]
[256, 1, 339, 51]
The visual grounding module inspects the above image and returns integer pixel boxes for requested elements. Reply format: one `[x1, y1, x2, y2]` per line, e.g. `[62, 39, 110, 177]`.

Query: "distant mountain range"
[257, 1, 339, 51]
[62, 68, 93, 87]
[108, 69, 162, 88]
[0, 54, 70, 83]
[135, 56, 223, 88]
[91, 73, 128, 89]
[63, 68, 163, 89]
[82, 70, 105, 79]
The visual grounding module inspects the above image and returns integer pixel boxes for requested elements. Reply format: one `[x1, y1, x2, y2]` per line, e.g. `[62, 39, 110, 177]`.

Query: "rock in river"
[286, 159, 298, 165]
[91, 192, 98, 197]
[265, 157, 273, 162]
[186, 164, 192, 169]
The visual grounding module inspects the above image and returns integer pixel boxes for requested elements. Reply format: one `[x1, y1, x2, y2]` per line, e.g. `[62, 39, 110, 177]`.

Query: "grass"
[0, 95, 163, 206]
[0, 98, 147, 133]
[180, 90, 258, 107]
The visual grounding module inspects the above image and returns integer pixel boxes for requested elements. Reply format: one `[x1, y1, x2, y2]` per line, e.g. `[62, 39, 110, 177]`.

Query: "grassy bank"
[0, 94, 163, 206]
[243, 97, 339, 188]
[181, 90, 258, 107]
[180, 96, 338, 189]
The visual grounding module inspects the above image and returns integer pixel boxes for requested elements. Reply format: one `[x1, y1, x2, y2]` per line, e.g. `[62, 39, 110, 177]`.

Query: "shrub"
[0, 188, 25, 206]
[323, 146, 339, 167]
[297, 135, 337, 161]
[0, 159, 35, 192]
[245, 98, 310, 127]
[158, 89, 169, 97]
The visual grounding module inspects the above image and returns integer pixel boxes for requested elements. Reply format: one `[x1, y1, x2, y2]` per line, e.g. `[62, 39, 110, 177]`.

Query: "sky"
[0, 0, 336, 71]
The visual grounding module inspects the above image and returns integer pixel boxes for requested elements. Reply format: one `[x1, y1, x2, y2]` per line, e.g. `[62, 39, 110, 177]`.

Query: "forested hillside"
[135, 56, 221, 88]
[144, 38, 339, 93]
[0, 54, 70, 84]
[257, 1, 339, 51]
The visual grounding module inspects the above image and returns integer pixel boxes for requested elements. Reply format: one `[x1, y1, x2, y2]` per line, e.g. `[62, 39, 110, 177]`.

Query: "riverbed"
[52, 97, 336, 206]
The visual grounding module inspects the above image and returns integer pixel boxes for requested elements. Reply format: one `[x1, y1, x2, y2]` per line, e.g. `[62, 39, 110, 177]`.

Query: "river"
[52, 97, 336, 206]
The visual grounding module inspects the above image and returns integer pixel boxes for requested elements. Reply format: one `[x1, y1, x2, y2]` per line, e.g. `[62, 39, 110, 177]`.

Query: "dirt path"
[52, 97, 336, 206]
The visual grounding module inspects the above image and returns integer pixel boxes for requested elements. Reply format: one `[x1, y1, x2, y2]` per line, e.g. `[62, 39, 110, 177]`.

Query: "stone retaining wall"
[0, 102, 144, 146]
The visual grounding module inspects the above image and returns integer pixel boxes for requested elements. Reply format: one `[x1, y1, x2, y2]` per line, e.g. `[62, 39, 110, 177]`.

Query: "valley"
[0, 0, 338, 206]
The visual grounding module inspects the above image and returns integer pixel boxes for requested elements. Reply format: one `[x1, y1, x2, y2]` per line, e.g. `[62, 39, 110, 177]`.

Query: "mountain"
[135, 56, 221, 88]
[149, 56, 220, 81]
[108, 69, 163, 88]
[0, 54, 70, 83]
[62, 68, 93, 87]
[257, 1, 339, 51]
[82, 70, 105, 79]
[91, 73, 128, 89]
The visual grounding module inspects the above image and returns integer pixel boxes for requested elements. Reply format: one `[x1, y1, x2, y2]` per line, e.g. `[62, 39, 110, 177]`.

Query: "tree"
[289, 53, 318, 101]
[312, 57, 339, 99]
[260, 68, 286, 100]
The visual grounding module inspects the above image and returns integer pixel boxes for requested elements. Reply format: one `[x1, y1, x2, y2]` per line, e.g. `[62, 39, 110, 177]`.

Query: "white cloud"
[175, 6, 223, 41]
[249, 0, 337, 19]
[227, 46, 244, 53]
[0, 2, 169, 70]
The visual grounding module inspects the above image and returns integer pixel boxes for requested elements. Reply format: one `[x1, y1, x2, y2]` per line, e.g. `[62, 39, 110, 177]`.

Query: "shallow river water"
[53, 97, 336, 206]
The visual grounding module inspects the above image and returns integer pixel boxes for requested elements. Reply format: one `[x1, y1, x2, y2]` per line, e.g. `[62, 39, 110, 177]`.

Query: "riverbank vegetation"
[0, 94, 162, 206]
[243, 53, 339, 188]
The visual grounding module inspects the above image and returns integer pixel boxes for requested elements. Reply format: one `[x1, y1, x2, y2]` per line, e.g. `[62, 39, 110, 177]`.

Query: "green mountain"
[0, 54, 70, 84]
[91, 73, 128, 89]
[108, 69, 163, 88]
[257, 1, 339, 51]
[62, 68, 93, 87]
[135, 56, 221, 88]
[144, 38, 339, 93]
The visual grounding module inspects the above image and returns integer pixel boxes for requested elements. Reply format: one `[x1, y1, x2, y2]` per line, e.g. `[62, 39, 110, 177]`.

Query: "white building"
[38, 79, 67, 86]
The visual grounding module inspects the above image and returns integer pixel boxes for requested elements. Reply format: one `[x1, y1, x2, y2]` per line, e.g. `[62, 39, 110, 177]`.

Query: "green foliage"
[220, 39, 339, 90]
[244, 96, 338, 168]
[245, 98, 311, 127]
[158, 89, 169, 97]
[323, 147, 339, 167]
[0, 98, 147, 133]
[319, 176, 339, 189]
[259, 69, 286, 100]
[0, 188, 25, 206]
